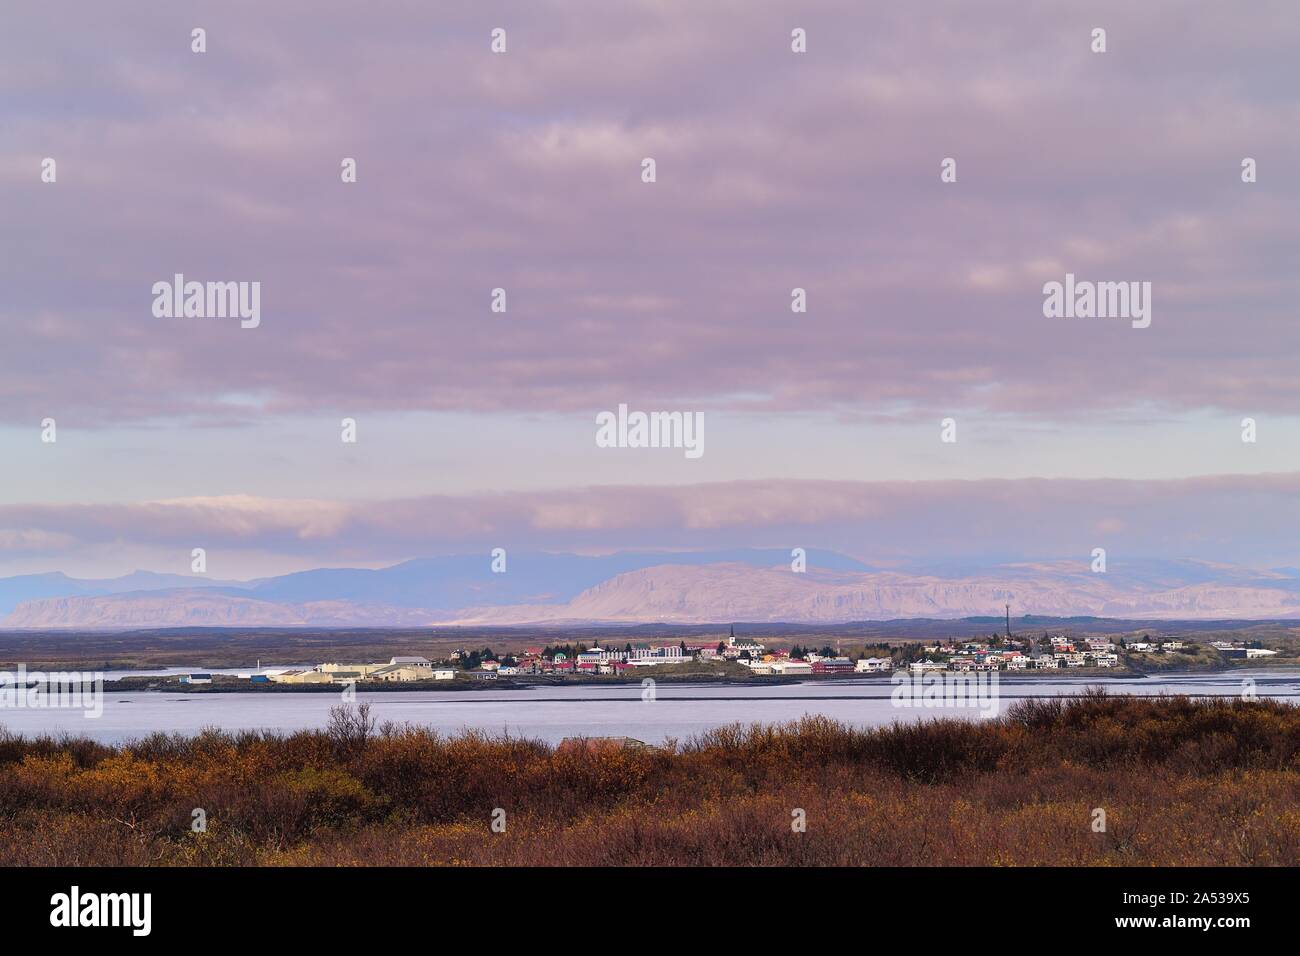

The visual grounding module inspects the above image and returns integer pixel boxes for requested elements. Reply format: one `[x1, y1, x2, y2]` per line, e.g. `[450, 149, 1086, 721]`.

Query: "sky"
[2, 0, 1299, 578]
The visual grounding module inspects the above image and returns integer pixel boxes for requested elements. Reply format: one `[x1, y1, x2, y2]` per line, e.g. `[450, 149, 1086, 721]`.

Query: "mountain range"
[3, 550, 1300, 628]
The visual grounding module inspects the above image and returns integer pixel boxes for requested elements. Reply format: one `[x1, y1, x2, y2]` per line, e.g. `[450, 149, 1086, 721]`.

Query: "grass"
[0, 692, 1297, 866]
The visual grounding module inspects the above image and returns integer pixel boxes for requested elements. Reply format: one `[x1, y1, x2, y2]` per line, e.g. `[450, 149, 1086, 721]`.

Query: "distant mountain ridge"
[2, 552, 1299, 628]
[0, 549, 864, 623]
[0, 570, 245, 617]
[441, 562, 1300, 625]
[241, 549, 870, 609]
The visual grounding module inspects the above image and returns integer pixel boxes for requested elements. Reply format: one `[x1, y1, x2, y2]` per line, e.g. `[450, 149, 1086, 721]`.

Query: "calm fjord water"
[3, 670, 1298, 744]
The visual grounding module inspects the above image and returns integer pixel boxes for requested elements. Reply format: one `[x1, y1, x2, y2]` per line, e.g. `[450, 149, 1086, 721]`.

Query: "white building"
[769, 660, 812, 675]
[726, 630, 766, 658]
[630, 644, 685, 661]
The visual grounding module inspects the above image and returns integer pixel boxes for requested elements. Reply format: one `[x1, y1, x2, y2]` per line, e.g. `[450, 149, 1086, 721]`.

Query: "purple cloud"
[2, 1, 1298, 426]
[3, 474, 1299, 570]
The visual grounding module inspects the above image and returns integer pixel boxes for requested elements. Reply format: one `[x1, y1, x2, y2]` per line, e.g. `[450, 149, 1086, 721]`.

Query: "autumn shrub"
[0, 695, 1296, 865]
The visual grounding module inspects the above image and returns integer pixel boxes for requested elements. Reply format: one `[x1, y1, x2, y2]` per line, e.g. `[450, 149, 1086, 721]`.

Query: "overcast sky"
[2, 1, 1298, 577]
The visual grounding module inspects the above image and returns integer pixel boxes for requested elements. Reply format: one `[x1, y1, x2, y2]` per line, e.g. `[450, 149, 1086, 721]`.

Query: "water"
[63, 666, 301, 681]
[2, 669, 1297, 745]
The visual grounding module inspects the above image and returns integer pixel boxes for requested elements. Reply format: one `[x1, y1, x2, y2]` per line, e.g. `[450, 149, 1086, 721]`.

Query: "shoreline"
[43, 664, 1297, 694]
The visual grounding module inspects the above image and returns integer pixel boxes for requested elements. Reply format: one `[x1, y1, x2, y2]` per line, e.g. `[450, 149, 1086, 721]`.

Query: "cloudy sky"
[2, 0, 1299, 578]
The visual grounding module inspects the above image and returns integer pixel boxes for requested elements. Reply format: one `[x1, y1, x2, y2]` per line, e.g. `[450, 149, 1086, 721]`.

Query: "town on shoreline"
[134, 627, 1289, 692]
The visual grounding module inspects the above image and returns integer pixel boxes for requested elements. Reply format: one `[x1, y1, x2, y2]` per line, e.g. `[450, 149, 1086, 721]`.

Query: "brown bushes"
[0, 693, 1297, 866]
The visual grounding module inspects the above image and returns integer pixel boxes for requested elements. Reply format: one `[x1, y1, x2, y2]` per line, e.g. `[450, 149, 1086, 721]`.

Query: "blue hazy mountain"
[0, 570, 243, 617]
[5, 553, 1300, 627]
[0, 549, 868, 616]
[244, 549, 871, 609]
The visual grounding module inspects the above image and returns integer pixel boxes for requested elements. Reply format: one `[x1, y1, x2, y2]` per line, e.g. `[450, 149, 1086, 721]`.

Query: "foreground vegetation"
[1, 693, 1297, 866]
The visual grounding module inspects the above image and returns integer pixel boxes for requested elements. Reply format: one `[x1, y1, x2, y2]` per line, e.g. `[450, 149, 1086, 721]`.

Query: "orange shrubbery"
[0, 694, 1297, 866]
